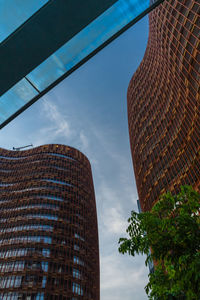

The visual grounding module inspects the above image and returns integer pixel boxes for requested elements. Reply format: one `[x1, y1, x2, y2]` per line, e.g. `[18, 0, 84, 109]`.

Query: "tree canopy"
[118, 185, 200, 299]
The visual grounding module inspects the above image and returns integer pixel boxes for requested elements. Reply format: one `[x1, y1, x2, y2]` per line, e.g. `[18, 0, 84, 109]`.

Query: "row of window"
[0, 203, 60, 212]
[0, 215, 84, 229]
[0, 275, 47, 289]
[0, 230, 83, 248]
[0, 276, 22, 288]
[0, 213, 60, 223]
[0, 292, 44, 300]
[0, 261, 48, 273]
[0, 161, 82, 176]
[0, 235, 52, 246]
[0, 261, 82, 275]
[0, 213, 85, 229]
[0, 196, 81, 211]
[0, 187, 46, 194]
[0, 152, 76, 161]
[0, 180, 74, 191]
[0, 224, 53, 233]
[44, 179, 73, 187]
[0, 196, 64, 205]
[0, 183, 75, 195]
[0, 248, 50, 258]
[0, 249, 84, 267]
[38, 195, 64, 202]
[0, 179, 74, 188]
[0, 190, 84, 203]
[0, 183, 13, 187]
[0, 277, 83, 294]
[0, 261, 24, 273]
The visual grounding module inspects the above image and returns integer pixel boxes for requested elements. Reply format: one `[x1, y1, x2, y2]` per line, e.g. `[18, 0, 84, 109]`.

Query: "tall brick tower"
[0, 144, 99, 299]
[127, 0, 200, 211]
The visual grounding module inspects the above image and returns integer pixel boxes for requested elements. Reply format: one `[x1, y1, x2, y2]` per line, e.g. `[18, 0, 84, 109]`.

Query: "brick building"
[127, 0, 200, 211]
[0, 144, 99, 299]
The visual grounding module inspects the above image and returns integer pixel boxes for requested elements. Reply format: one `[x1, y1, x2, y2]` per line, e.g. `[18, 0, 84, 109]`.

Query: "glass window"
[74, 244, 80, 251]
[0, 78, 38, 124]
[75, 233, 85, 241]
[72, 282, 83, 295]
[73, 256, 84, 266]
[42, 276, 46, 288]
[73, 268, 81, 279]
[0, 0, 49, 42]
[27, 0, 150, 91]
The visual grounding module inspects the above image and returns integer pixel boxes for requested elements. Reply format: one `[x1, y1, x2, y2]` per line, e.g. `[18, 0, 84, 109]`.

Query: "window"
[41, 262, 48, 272]
[75, 233, 84, 241]
[74, 244, 80, 251]
[72, 282, 83, 295]
[73, 268, 81, 279]
[73, 256, 84, 266]
[42, 276, 47, 288]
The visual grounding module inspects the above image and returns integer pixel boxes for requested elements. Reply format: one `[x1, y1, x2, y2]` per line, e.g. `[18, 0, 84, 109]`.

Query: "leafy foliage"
[118, 186, 200, 299]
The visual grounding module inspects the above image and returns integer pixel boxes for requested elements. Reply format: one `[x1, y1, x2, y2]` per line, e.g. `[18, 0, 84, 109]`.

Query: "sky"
[0, 16, 149, 300]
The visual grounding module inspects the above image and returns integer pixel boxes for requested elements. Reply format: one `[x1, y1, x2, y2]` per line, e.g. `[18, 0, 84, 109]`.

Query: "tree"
[118, 185, 200, 299]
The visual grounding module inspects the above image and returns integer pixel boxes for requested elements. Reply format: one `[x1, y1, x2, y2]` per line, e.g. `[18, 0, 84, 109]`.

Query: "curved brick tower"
[128, 0, 200, 211]
[0, 144, 99, 299]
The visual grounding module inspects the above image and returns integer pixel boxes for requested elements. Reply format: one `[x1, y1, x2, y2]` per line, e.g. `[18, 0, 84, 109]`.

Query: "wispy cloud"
[103, 205, 127, 235]
[42, 98, 72, 138]
[97, 180, 127, 234]
[32, 97, 73, 146]
[79, 130, 89, 152]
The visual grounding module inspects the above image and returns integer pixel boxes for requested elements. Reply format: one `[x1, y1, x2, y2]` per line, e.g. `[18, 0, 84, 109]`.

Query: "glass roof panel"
[0, 79, 38, 123]
[27, 0, 148, 91]
[0, 0, 164, 129]
[0, 0, 49, 42]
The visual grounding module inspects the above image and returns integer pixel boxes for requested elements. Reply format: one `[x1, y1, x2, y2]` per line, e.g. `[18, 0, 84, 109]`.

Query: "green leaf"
[118, 185, 200, 299]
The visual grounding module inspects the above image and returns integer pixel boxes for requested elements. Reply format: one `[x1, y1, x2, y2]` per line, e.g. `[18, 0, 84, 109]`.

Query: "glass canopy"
[0, 0, 49, 42]
[0, 0, 164, 129]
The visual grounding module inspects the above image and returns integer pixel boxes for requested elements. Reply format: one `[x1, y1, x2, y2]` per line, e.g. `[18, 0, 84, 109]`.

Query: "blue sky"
[0, 16, 149, 300]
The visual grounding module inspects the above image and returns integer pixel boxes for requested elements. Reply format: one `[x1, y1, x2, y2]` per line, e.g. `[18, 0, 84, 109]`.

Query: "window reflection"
[72, 282, 83, 295]
[0, 79, 38, 124]
[0, 248, 50, 259]
[0, 223, 53, 233]
[0, 235, 52, 246]
[73, 256, 84, 266]
[0, 0, 49, 42]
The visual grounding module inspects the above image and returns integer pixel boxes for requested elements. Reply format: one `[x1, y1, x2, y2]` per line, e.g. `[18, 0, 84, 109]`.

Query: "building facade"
[0, 144, 99, 300]
[128, 0, 200, 211]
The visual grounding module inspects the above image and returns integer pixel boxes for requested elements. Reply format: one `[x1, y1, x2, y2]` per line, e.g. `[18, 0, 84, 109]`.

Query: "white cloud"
[32, 98, 73, 146]
[79, 130, 89, 151]
[100, 253, 148, 300]
[42, 98, 71, 137]
[103, 205, 127, 234]
[97, 182, 127, 235]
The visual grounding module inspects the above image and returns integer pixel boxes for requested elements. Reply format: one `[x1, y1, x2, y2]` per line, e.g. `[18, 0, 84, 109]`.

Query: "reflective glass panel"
[0, 0, 163, 128]
[27, 0, 148, 90]
[0, 0, 49, 42]
[0, 78, 38, 123]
